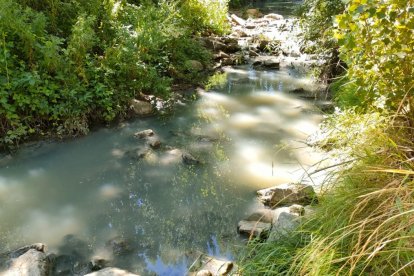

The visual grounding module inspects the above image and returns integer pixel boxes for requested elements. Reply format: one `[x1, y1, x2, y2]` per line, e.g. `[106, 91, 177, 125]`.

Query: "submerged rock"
[133, 129, 161, 149]
[105, 237, 133, 256]
[85, 267, 139, 276]
[125, 146, 151, 160]
[182, 152, 201, 165]
[50, 253, 95, 275]
[145, 136, 161, 149]
[257, 183, 317, 208]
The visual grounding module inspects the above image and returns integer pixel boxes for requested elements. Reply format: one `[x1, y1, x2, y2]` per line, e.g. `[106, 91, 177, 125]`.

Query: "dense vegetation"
[241, 0, 414, 275]
[0, 0, 229, 149]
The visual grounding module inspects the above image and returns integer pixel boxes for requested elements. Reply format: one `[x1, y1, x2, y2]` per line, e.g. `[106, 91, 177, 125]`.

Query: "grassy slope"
[239, 0, 414, 274]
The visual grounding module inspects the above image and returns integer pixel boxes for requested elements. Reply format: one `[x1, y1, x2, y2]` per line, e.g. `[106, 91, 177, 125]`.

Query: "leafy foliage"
[297, 0, 346, 83]
[241, 0, 414, 275]
[298, 0, 345, 49]
[334, 0, 414, 109]
[0, 0, 229, 149]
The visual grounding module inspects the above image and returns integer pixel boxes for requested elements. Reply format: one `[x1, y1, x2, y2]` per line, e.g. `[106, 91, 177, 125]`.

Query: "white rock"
[85, 267, 139, 276]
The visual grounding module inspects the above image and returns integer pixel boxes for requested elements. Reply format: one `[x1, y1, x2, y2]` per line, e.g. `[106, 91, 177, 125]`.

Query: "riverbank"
[239, 0, 414, 274]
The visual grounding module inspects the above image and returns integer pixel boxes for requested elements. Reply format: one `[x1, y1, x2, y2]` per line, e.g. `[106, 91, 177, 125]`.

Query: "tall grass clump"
[293, 108, 414, 275]
[241, 109, 414, 275]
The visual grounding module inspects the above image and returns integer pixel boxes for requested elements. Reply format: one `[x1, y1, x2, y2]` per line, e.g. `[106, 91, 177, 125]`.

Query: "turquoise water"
[0, 66, 323, 275]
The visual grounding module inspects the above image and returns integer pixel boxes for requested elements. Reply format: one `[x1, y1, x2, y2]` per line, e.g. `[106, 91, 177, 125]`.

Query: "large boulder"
[85, 267, 139, 276]
[129, 99, 153, 117]
[257, 183, 317, 208]
[1, 245, 50, 276]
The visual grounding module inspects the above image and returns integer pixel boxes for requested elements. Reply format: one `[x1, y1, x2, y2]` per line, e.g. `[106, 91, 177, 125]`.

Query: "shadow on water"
[0, 65, 324, 274]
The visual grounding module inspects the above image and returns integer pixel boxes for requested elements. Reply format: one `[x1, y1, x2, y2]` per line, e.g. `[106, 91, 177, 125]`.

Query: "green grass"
[239, 112, 414, 275]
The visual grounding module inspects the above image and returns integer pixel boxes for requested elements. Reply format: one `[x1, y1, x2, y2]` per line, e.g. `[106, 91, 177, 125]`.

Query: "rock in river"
[85, 267, 139, 276]
[188, 253, 236, 276]
[252, 56, 280, 69]
[105, 236, 133, 256]
[129, 99, 153, 117]
[182, 152, 201, 165]
[133, 129, 154, 139]
[264, 13, 284, 20]
[257, 183, 317, 208]
[0, 244, 50, 276]
[237, 209, 275, 238]
[146, 135, 161, 149]
[238, 205, 306, 240]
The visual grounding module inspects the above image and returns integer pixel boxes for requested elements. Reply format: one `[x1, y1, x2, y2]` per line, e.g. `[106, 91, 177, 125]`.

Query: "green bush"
[0, 0, 229, 149]
[334, 0, 414, 110]
[178, 0, 230, 35]
[298, 0, 345, 49]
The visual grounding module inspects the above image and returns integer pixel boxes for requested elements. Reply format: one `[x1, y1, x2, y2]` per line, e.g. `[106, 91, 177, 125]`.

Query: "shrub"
[178, 0, 230, 35]
[334, 0, 414, 109]
[0, 0, 228, 149]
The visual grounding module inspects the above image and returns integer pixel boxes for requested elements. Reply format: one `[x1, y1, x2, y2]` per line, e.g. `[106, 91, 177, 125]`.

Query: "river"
[0, 64, 324, 274]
